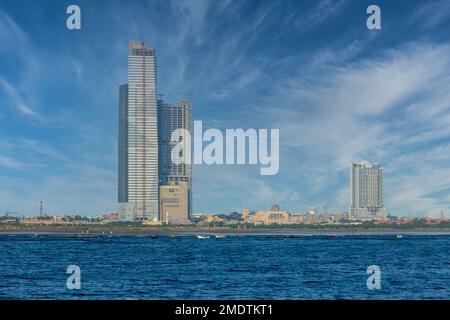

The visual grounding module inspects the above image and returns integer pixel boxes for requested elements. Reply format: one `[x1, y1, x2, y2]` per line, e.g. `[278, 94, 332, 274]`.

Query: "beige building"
[241, 205, 345, 225]
[290, 213, 343, 224]
[243, 204, 290, 224]
[206, 214, 225, 224]
[243, 207, 250, 219]
[159, 182, 189, 224]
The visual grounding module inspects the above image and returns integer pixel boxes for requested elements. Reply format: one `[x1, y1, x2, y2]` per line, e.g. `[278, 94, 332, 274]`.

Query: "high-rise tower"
[118, 40, 159, 221]
[349, 161, 386, 220]
[158, 97, 192, 220]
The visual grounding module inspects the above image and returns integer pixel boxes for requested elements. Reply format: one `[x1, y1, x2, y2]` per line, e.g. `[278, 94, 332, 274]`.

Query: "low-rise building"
[241, 205, 346, 225]
[159, 182, 190, 224]
[243, 204, 290, 224]
[101, 212, 118, 221]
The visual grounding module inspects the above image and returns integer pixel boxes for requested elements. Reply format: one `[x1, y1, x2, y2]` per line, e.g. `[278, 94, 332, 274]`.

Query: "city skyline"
[1, 0, 450, 217]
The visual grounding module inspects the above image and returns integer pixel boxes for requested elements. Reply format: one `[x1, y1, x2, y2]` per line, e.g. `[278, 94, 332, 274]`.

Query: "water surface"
[0, 234, 449, 299]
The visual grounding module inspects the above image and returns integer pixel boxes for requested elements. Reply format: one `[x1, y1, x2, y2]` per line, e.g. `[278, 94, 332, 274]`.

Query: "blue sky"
[1, 0, 450, 217]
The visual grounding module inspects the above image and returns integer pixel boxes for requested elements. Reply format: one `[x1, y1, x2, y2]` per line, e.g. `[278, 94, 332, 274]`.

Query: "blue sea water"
[0, 233, 449, 299]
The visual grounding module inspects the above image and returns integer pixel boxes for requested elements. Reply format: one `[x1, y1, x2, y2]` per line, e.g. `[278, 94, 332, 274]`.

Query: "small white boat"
[396, 234, 403, 239]
[196, 235, 210, 239]
[214, 235, 226, 238]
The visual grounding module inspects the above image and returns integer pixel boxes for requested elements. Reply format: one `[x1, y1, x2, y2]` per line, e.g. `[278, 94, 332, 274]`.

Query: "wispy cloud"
[0, 155, 27, 170]
[284, 0, 348, 33]
[0, 78, 40, 118]
[411, 0, 450, 30]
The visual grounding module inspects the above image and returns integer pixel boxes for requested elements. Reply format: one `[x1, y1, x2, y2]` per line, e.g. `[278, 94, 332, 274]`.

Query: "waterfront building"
[118, 40, 159, 221]
[243, 204, 290, 224]
[159, 182, 190, 224]
[242, 207, 249, 219]
[158, 98, 192, 219]
[119, 40, 193, 223]
[101, 212, 118, 221]
[349, 161, 386, 221]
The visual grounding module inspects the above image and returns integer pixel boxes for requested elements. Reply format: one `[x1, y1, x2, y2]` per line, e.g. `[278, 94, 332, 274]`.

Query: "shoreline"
[1, 226, 450, 236]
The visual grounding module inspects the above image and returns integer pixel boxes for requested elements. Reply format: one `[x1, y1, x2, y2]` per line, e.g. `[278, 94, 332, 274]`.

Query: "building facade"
[118, 40, 159, 221]
[158, 97, 192, 219]
[160, 182, 189, 224]
[243, 204, 290, 224]
[350, 161, 386, 220]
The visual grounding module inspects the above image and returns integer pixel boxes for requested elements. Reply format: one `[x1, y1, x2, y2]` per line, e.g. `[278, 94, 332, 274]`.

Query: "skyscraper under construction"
[158, 98, 192, 222]
[118, 40, 159, 221]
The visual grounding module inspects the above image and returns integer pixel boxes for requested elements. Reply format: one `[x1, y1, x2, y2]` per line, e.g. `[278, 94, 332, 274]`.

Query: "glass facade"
[118, 40, 159, 221]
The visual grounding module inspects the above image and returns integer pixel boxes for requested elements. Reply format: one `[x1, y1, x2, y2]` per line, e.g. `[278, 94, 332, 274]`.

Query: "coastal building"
[243, 204, 290, 224]
[118, 40, 193, 224]
[159, 182, 190, 224]
[291, 213, 344, 224]
[158, 98, 192, 219]
[206, 214, 226, 224]
[349, 161, 386, 221]
[242, 207, 249, 219]
[118, 40, 159, 222]
[240, 204, 346, 225]
[101, 212, 118, 221]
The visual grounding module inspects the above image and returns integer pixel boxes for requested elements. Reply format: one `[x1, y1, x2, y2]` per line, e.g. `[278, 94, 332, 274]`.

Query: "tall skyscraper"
[118, 40, 159, 221]
[158, 97, 192, 220]
[349, 161, 386, 220]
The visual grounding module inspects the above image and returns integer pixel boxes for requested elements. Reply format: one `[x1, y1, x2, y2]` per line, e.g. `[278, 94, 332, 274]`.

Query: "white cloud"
[0, 155, 27, 170]
[287, 0, 348, 32]
[411, 0, 450, 30]
[0, 78, 40, 118]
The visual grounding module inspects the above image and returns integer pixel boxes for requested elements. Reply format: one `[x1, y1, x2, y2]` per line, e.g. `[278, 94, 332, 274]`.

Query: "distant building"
[101, 212, 118, 221]
[160, 182, 189, 224]
[350, 161, 386, 221]
[206, 214, 225, 224]
[243, 204, 290, 224]
[287, 212, 344, 224]
[242, 207, 249, 219]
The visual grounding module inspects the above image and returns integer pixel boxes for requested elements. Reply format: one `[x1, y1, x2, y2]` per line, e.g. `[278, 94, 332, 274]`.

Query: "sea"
[0, 233, 449, 299]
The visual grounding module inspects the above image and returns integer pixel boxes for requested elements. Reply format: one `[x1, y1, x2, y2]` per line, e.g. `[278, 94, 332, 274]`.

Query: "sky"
[0, 0, 450, 217]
